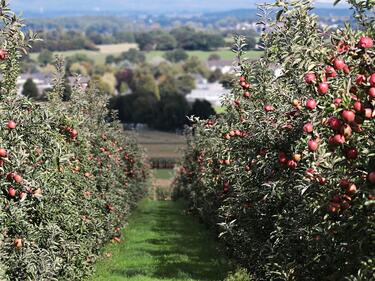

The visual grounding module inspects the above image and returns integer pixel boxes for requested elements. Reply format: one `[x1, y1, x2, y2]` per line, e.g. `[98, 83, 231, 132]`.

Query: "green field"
[88, 200, 232, 281]
[30, 43, 263, 65]
[153, 169, 175, 180]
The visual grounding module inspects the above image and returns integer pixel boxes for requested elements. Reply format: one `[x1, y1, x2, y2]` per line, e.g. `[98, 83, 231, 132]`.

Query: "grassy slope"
[88, 200, 232, 281]
[30, 44, 263, 65]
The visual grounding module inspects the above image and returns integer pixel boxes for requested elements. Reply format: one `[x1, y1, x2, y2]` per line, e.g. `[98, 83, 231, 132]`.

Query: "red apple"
[303, 122, 313, 133]
[325, 66, 337, 78]
[356, 74, 366, 85]
[264, 105, 274, 112]
[13, 174, 23, 183]
[278, 152, 287, 164]
[0, 148, 7, 158]
[328, 117, 342, 131]
[306, 98, 317, 110]
[368, 87, 375, 99]
[318, 82, 329, 94]
[333, 134, 345, 145]
[308, 139, 319, 151]
[7, 120, 16, 129]
[368, 172, 375, 184]
[333, 58, 345, 70]
[0, 49, 7, 60]
[8, 187, 16, 197]
[353, 101, 363, 112]
[340, 179, 350, 188]
[346, 183, 357, 195]
[369, 73, 375, 87]
[341, 110, 356, 123]
[287, 160, 297, 169]
[333, 97, 343, 105]
[304, 72, 316, 84]
[364, 108, 373, 119]
[243, 91, 251, 98]
[358, 36, 373, 49]
[346, 147, 358, 160]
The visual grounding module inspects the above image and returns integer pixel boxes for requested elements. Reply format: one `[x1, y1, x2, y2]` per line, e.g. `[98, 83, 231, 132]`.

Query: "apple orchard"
[0, 1, 147, 280]
[174, 1, 375, 280]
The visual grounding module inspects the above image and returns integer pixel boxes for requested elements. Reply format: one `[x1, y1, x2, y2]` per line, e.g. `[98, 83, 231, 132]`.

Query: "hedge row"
[174, 1, 374, 280]
[0, 3, 148, 280]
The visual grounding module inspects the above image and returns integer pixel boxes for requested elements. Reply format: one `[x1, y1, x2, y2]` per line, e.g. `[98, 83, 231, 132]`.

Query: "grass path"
[88, 200, 232, 281]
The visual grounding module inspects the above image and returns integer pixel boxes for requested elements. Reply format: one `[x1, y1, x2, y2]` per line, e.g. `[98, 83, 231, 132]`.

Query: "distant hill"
[11, 0, 350, 18]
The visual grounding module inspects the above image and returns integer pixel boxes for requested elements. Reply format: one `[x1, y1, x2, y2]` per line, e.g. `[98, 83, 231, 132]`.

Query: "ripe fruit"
[318, 82, 329, 94]
[333, 134, 345, 145]
[308, 139, 318, 151]
[13, 174, 23, 183]
[306, 98, 317, 110]
[343, 65, 350, 75]
[358, 36, 373, 49]
[14, 238, 23, 249]
[368, 172, 375, 184]
[71, 129, 78, 139]
[304, 72, 316, 84]
[333, 97, 343, 105]
[8, 187, 16, 197]
[346, 147, 358, 160]
[278, 152, 287, 164]
[364, 108, 373, 119]
[7, 120, 17, 129]
[370, 74, 375, 87]
[0, 49, 7, 60]
[287, 160, 297, 169]
[346, 183, 357, 195]
[333, 58, 345, 70]
[368, 87, 375, 99]
[353, 101, 363, 112]
[340, 179, 350, 189]
[0, 148, 7, 158]
[303, 122, 313, 133]
[239, 76, 246, 83]
[341, 110, 356, 123]
[328, 202, 340, 213]
[325, 66, 337, 78]
[328, 117, 342, 131]
[264, 105, 274, 112]
[356, 74, 366, 85]
[243, 91, 251, 98]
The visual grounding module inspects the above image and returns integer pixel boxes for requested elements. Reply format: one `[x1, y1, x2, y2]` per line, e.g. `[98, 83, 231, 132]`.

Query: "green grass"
[30, 45, 263, 66]
[88, 200, 232, 281]
[153, 169, 175, 180]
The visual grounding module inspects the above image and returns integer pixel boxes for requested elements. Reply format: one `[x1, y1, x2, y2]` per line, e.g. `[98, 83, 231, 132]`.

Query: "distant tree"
[220, 73, 235, 89]
[183, 56, 210, 78]
[38, 49, 53, 66]
[135, 30, 177, 51]
[119, 48, 146, 64]
[105, 54, 116, 64]
[128, 67, 159, 98]
[153, 92, 190, 130]
[170, 26, 225, 51]
[69, 63, 88, 76]
[189, 99, 216, 119]
[208, 69, 223, 83]
[164, 49, 188, 63]
[176, 74, 196, 95]
[22, 78, 39, 99]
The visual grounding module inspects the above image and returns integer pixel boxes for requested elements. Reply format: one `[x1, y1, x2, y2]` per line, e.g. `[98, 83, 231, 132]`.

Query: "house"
[206, 59, 234, 74]
[186, 75, 230, 107]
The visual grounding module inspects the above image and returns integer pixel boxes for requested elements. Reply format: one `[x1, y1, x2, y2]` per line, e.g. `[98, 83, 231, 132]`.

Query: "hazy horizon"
[10, 0, 349, 15]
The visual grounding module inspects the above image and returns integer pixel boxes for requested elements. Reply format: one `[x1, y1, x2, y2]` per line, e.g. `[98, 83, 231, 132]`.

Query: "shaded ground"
[88, 200, 232, 281]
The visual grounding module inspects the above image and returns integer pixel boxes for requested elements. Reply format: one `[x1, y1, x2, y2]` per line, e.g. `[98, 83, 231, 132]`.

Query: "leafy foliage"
[0, 1, 148, 280]
[174, 1, 375, 280]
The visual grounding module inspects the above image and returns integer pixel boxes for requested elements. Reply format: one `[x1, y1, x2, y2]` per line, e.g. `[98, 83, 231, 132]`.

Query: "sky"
[10, 0, 348, 14]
